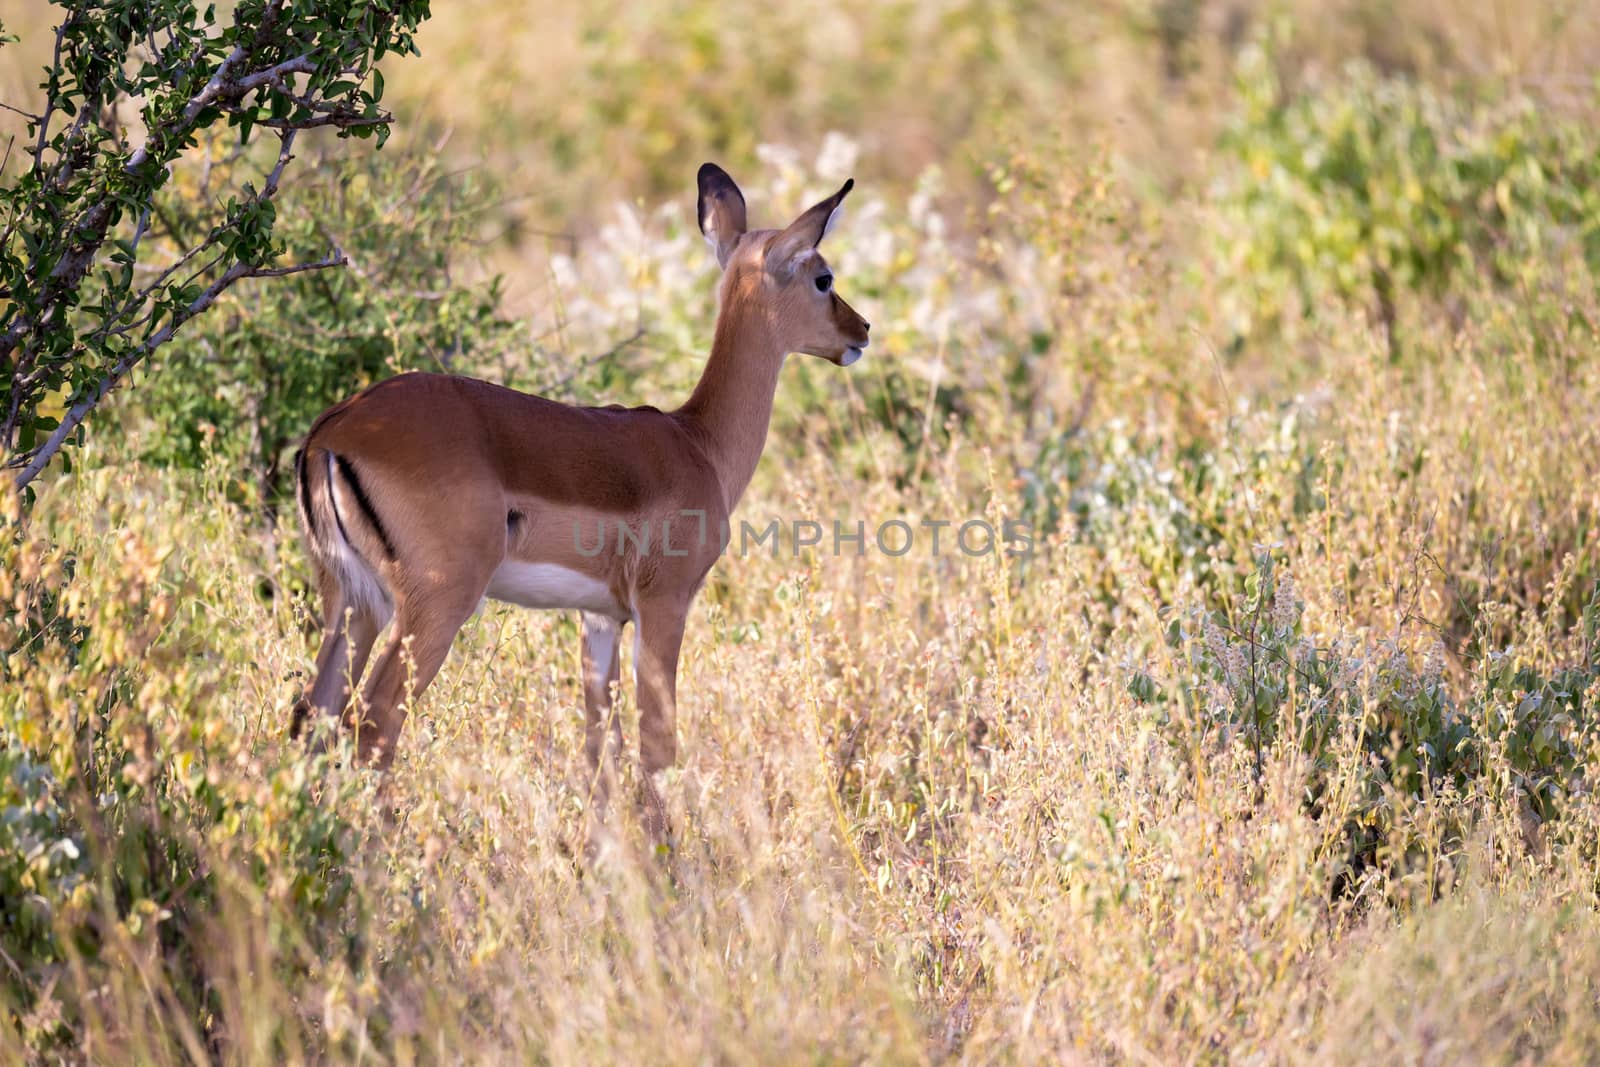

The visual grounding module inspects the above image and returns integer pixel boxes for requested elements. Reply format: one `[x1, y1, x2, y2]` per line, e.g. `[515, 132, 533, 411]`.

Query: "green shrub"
[0, 488, 374, 1057]
[126, 145, 523, 506]
[1215, 35, 1600, 355]
[0, 0, 431, 492]
[1138, 551, 1600, 885]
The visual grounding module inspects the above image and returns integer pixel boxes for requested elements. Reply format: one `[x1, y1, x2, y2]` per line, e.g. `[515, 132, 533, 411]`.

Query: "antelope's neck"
[676, 292, 786, 509]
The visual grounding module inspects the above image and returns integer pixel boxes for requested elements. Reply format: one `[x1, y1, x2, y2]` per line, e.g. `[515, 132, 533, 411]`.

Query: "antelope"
[289, 164, 870, 837]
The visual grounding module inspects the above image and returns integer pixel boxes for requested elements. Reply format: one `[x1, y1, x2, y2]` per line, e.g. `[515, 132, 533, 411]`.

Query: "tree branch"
[2, 28, 316, 365]
[11, 248, 345, 489]
[247, 252, 347, 279]
[232, 54, 316, 95]
[9, 129, 331, 489]
[255, 112, 389, 131]
[2, 0, 427, 484]
[29, 16, 71, 177]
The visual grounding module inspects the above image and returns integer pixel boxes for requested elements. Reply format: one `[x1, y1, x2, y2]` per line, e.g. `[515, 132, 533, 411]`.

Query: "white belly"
[485, 561, 623, 616]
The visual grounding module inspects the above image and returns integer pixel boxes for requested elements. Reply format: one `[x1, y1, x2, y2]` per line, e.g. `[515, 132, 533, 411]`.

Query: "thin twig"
[11, 247, 344, 486]
[537, 327, 648, 395]
[247, 252, 347, 278]
[256, 112, 388, 131]
[30, 16, 70, 177]
[10, 129, 336, 487]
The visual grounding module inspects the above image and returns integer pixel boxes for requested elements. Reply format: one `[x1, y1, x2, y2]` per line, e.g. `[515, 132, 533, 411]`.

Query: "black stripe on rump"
[296, 448, 317, 538]
[325, 456, 353, 547]
[333, 453, 397, 560]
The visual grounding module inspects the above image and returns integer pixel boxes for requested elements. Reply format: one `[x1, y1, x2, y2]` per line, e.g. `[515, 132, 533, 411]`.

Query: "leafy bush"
[1215, 38, 1600, 355]
[0, 0, 431, 491]
[126, 145, 522, 504]
[0, 487, 374, 1056]
[1140, 551, 1600, 885]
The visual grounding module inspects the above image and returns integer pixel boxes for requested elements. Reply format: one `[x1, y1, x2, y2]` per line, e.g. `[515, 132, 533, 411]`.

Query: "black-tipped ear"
[766, 178, 854, 280]
[697, 163, 748, 270]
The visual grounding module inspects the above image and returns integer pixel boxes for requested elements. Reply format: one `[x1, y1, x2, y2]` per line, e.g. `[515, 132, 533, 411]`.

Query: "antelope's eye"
[815, 273, 833, 293]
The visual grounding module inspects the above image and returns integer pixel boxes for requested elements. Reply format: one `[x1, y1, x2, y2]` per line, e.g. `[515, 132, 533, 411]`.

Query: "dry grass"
[4, 1, 1600, 1063]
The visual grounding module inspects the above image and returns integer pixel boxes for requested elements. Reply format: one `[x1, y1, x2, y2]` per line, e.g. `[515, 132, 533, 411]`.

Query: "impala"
[289, 163, 870, 836]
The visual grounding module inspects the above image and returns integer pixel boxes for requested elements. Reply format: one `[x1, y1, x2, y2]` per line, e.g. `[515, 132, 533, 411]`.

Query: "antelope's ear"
[697, 163, 748, 270]
[766, 178, 853, 281]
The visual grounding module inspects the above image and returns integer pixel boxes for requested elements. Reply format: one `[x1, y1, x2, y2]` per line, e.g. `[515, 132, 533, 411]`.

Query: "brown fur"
[292, 164, 869, 840]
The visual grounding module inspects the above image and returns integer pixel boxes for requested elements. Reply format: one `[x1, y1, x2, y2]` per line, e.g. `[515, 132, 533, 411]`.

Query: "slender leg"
[342, 604, 389, 705]
[292, 559, 392, 744]
[352, 591, 478, 768]
[292, 631, 343, 740]
[302, 607, 387, 744]
[291, 568, 346, 739]
[581, 612, 625, 811]
[633, 597, 688, 843]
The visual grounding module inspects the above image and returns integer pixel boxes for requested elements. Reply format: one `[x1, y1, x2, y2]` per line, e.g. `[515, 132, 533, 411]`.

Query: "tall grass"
[3, 1, 1600, 1062]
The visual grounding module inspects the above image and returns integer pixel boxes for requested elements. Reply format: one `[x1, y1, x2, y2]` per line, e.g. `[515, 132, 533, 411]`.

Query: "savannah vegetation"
[3, 0, 1600, 1062]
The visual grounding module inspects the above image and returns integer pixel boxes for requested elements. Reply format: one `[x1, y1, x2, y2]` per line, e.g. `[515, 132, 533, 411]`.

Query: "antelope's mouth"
[839, 345, 865, 367]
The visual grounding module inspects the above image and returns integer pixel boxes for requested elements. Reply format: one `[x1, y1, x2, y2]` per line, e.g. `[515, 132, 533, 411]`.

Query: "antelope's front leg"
[580, 612, 624, 814]
[633, 597, 688, 845]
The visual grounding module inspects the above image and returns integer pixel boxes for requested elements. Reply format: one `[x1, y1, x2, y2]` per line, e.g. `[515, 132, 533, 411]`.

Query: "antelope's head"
[697, 162, 872, 367]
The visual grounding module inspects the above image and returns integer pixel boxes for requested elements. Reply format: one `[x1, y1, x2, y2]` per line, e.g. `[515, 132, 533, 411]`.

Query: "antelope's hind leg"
[351, 564, 496, 768]
[291, 565, 389, 747]
[581, 612, 625, 813]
